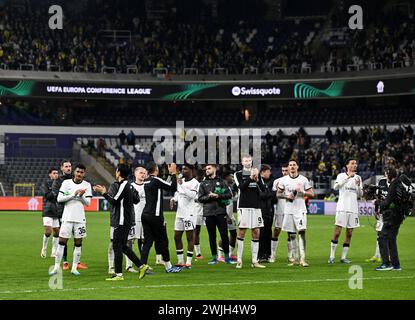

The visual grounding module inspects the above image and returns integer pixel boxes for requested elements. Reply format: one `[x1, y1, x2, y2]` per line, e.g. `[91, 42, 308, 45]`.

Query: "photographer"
[376, 170, 413, 271]
[365, 169, 391, 263]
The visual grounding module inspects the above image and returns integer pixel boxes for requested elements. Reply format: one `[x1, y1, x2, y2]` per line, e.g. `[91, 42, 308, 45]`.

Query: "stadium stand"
[0, 0, 413, 74]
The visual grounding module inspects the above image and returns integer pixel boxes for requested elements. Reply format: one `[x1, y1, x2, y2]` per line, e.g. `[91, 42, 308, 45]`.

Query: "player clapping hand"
[93, 185, 107, 194]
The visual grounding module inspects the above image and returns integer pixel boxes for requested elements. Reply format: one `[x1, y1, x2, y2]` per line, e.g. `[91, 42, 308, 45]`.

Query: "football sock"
[176, 249, 184, 264]
[186, 251, 193, 265]
[237, 237, 244, 262]
[251, 239, 259, 264]
[299, 236, 306, 260]
[271, 238, 279, 259]
[72, 245, 82, 272]
[375, 241, 380, 258]
[341, 243, 350, 260]
[194, 244, 201, 256]
[42, 234, 50, 251]
[330, 240, 338, 260]
[54, 244, 65, 270]
[108, 241, 114, 269]
[52, 236, 59, 254]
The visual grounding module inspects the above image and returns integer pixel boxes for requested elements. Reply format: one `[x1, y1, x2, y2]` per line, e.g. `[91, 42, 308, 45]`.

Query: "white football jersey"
[278, 174, 311, 216]
[334, 172, 362, 214]
[176, 178, 199, 218]
[273, 177, 286, 215]
[132, 182, 146, 222]
[58, 179, 92, 223]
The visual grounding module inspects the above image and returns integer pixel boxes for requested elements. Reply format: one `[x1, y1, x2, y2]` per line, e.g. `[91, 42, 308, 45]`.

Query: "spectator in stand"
[119, 130, 127, 146]
[127, 130, 136, 146]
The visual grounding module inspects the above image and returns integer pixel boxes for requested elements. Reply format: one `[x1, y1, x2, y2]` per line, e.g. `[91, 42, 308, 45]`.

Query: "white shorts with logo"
[282, 213, 307, 233]
[375, 215, 383, 232]
[237, 208, 264, 229]
[132, 221, 144, 239]
[273, 214, 284, 229]
[109, 226, 136, 241]
[174, 214, 197, 231]
[43, 217, 60, 228]
[196, 214, 205, 226]
[335, 211, 360, 229]
[59, 221, 87, 239]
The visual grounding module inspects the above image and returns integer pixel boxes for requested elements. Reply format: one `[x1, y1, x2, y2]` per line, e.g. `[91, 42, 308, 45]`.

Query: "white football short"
[282, 213, 307, 233]
[237, 208, 264, 229]
[133, 220, 144, 239]
[196, 213, 205, 226]
[109, 226, 136, 241]
[375, 215, 384, 232]
[335, 211, 360, 229]
[273, 214, 284, 229]
[43, 217, 60, 228]
[174, 214, 197, 231]
[59, 221, 87, 239]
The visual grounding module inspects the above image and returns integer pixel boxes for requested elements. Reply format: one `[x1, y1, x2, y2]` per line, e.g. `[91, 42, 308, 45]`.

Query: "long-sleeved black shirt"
[259, 178, 275, 217]
[42, 179, 58, 218]
[142, 175, 177, 218]
[234, 169, 266, 209]
[51, 172, 72, 218]
[104, 179, 139, 227]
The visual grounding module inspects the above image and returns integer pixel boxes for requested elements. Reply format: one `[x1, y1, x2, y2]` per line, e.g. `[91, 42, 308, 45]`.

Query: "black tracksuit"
[198, 176, 232, 256]
[141, 175, 177, 264]
[378, 178, 405, 268]
[51, 172, 72, 259]
[51, 173, 72, 219]
[258, 177, 275, 260]
[42, 179, 58, 219]
[104, 179, 143, 274]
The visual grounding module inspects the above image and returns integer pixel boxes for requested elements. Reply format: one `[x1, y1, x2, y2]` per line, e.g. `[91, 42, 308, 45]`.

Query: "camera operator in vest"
[375, 168, 413, 271]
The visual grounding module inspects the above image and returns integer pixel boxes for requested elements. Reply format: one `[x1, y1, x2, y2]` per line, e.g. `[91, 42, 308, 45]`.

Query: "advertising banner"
[0, 75, 414, 101]
[0, 197, 99, 211]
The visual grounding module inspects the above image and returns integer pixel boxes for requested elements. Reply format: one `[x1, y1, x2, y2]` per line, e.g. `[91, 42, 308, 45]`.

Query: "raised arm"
[103, 181, 126, 205]
[154, 175, 177, 192]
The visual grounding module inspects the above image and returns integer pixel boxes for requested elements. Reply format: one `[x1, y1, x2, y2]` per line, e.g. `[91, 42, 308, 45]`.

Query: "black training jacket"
[105, 179, 139, 228]
[142, 175, 177, 218]
[42, 179, 58, 218]
[51, 173, 72, 218]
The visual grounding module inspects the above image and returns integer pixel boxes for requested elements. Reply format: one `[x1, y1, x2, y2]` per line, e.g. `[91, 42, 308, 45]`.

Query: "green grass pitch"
[0, 211, 414, 300]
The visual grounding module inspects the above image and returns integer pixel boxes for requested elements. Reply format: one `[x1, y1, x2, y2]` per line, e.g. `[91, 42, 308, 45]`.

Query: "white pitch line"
[0, 276, 413, 295]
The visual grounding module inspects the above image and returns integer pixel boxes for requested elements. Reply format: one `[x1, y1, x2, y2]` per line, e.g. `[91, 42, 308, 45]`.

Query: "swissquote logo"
[231, 86, 281, 97]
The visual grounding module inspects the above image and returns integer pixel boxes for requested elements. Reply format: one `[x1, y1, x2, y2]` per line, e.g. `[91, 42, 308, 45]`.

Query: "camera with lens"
[363, 184, 382, 201]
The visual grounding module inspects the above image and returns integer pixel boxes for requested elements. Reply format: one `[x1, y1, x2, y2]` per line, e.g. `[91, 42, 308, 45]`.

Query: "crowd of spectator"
[0, 0, 412, 75]
[262, 125, 415, 183]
